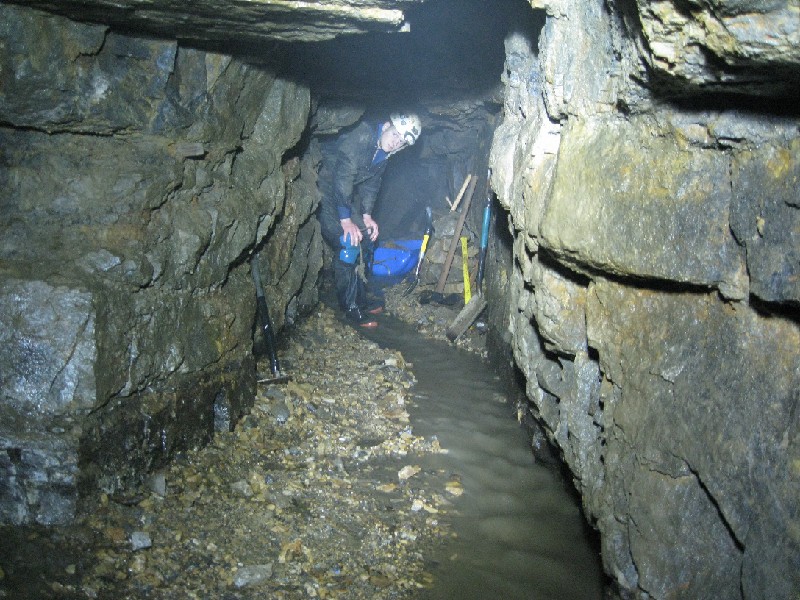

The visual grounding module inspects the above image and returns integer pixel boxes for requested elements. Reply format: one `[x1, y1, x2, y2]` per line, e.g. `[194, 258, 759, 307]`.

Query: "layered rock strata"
[0, 6, 321, 524]
[490, 0, 799, 597]
[2, 0, 421, 44]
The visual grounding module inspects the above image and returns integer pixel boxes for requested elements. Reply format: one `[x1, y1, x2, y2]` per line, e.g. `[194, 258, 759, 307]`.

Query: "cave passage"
[0, 0, 606, 596]
[3, 0, 799, 595]
[363, 315, 605, 599]
[287, 0, 543, 242]
[286, 1, 608, 594]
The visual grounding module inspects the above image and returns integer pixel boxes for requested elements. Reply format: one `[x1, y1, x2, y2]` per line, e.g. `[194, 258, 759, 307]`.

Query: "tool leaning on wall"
[418, 174, 478, 306]
[402, 206, 434, 297]
[251, 253, 291, 384]
[446, 169, 492, 342]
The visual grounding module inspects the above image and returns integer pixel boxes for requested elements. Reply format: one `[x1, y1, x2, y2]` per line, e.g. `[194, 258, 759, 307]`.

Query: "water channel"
[364, 315, 605, 600]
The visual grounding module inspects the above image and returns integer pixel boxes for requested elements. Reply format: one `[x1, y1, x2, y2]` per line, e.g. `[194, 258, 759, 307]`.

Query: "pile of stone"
[0, 307, 461, 600]
[413, 210, 480, 297]
[383, 281, 489, 358]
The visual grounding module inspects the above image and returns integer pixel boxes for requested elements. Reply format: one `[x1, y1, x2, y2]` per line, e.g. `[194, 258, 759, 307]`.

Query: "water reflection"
[364, 315, 603, 600]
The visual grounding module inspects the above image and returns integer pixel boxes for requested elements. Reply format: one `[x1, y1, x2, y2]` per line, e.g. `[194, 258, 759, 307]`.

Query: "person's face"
[380, 124, 407, 153]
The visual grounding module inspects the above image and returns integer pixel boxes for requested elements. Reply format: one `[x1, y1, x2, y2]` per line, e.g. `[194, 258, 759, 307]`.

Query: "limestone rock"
[234, 564, 273, 588]
[0, 280, 96, 417]
[731, 138, 800, 305]
[130, 531, 152, 551]
[637, 0, 800, 95]
[0, 7, 320, 524]
[541, 116, 747, 297]
[491, 0, 799, 595]
[0, 280, 94, 525]
[586, 279, 800, 598]
[531, 258, 588, 356]
[4, 0, 420, 44]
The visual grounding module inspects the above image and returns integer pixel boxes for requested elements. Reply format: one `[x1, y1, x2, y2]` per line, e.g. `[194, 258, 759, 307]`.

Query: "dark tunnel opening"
[281, 0, 545, 246]
[285, 0, 541, 105]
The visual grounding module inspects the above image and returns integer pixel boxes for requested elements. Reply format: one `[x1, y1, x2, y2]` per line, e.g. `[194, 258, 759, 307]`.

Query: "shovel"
[446, 171, 492, 342]
[402, 206, 433, 297]
[251, 254, 291, 384]
[419, 175, 477, 306]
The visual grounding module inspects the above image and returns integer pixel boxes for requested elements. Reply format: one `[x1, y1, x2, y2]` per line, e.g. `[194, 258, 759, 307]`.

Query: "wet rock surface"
[0, 305, 468, 599]
[490, 0, 800, 594]
[0, 6, 322, 524]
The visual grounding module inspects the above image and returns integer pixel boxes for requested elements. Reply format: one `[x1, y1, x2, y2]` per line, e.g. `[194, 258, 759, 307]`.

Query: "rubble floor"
[0, 283, 489, 600]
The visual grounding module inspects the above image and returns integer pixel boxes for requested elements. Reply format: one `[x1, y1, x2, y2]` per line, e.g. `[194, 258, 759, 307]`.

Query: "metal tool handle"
[436, 176, 477, 294]
[476, 198, 492, 291]
[251, 256, 280, 377]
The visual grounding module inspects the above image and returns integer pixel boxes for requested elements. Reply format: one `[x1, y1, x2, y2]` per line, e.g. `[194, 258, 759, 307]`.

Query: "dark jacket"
[318, 121, 389, 244]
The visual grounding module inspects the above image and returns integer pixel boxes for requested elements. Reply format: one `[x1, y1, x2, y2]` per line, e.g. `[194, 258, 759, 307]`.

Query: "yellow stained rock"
[287, 381, 314, 401]
[106, 527, 127, 544]
[398, 465, 421, 480]
[278, 538, 304, 563]
[445, 481, 464, 497]
[411, 499, 439, 514]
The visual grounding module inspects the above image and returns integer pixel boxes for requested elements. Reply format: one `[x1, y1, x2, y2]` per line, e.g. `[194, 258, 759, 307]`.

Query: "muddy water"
[364, 316, 604, 600]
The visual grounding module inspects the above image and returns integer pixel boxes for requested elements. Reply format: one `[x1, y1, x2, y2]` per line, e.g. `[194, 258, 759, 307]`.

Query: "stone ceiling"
[13, 0, 799, 105]
[6, 0, 533, 106]
[4, 0, 423, 44]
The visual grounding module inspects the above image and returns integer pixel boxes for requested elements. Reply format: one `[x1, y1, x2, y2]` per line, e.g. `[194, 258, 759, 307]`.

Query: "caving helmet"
[390, 113, 422, 146]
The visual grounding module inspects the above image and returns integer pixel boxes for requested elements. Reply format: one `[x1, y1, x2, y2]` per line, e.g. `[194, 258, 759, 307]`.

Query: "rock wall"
[0, 6, 321, 524]
[490, 0, 799, 597]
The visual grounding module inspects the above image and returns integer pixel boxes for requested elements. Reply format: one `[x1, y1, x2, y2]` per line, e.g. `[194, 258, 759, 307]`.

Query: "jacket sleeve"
[330, 145, 357, 220]
[357, 163, 386, 216]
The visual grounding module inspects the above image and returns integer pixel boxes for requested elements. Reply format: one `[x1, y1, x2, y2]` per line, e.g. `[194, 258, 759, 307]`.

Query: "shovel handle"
[436, 176, 477, 294]
[450, 174, 472, 212]
[252, 257, 281, 377]
[476, 198, 492, 290]
[461, 236, 471, 304]
[413, 233, 430, 278]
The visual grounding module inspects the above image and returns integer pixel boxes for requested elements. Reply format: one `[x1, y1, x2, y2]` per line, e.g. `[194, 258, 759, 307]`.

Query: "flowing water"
[364, 315, 604, 600]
